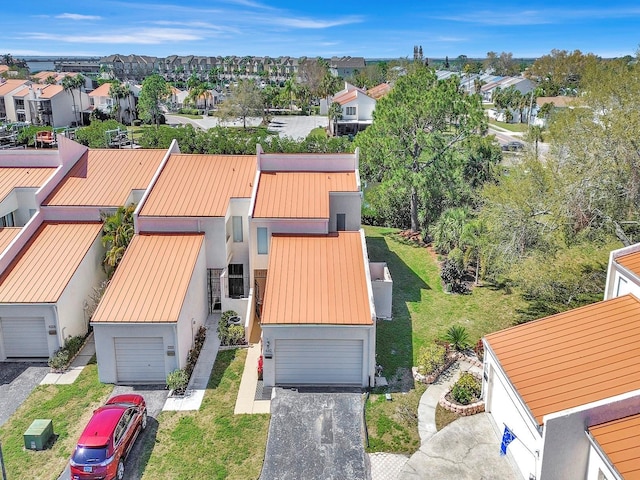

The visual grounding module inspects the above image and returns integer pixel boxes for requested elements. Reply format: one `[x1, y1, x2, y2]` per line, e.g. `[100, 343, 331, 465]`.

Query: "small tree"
[138, 74, 170, 127]
[216, 80, 264, 129]
[444, 325, 470, 351]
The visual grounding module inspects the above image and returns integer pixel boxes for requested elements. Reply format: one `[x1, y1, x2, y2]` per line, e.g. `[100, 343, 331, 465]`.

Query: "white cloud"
[26, 28, 202, 45]
[55, 13, 102, 21]
[271, 15, 363, 29]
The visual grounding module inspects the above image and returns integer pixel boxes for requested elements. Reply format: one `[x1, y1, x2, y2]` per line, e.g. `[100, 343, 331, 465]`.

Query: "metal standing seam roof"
[91, 233, 204, 323]
[43, 149, 166, 207]
[0, 167, 56, 203]
[485, 294, 640, 425]
[253, 171, 358, 219]
[0, 227, 20, 253]
[139, 154, 255, 217]
[261, 232, 372, 325]
[0, 222, 103, 303]
[615, 250, 640, 278]
[590, 413, 640, 480]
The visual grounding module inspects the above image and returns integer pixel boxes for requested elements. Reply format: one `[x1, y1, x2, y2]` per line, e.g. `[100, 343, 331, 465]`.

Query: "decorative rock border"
[439, 371, 485, 416]
[412, 351, 483, 384]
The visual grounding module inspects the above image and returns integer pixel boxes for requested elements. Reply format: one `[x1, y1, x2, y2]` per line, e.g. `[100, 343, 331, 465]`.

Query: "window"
[345, 106, 356, 116]
[337, 213, 346, 231]
[616, 276, 629, 297]
[0, 212, 15, 227]
[228, 264, 244, 298]
[232, 216, 243, 242]
[257, 227, 268, 254]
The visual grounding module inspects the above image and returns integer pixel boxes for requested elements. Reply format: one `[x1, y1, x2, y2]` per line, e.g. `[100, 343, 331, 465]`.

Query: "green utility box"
[24, 419, 53, 450]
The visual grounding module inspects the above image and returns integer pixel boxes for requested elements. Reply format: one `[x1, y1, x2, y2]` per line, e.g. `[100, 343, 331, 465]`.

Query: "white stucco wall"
[370, 262, 392, 320]
[13, 188, 40, 225]
[174, 241, 208, 365]
[56, 231, 106, 343]
[93, 323, 178, 384]
[0, 303, 58, 360]
[328, 192, 361, 232]
[50, 93, 77, 127]
[586, 441, 619, 480]
[604, 243, 640, 300]
[261, 324, 376, 388]
[539, 390, 640, 480]
[483, 347, 542, 480]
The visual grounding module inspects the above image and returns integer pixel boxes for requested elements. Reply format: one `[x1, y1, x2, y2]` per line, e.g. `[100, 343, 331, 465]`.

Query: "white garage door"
[1, 317, 48, 358]
[275, 339, 363, 386]
[115, 337, 166, 384]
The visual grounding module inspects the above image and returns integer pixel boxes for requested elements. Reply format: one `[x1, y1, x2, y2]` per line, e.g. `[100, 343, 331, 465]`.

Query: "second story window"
[346, 106, 356, 116]
[257, 227, 268, 254]
[232, 216, 243, 242]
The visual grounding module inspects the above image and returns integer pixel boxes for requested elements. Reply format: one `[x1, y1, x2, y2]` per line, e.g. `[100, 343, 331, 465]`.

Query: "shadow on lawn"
[366, 235, 428, 392]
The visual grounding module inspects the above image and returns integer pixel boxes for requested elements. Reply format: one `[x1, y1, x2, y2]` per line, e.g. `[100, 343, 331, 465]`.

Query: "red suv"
[70, 394, 147, 480]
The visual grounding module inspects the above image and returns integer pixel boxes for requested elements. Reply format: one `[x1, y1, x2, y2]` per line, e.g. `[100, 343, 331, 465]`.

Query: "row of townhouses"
[0, 136, 392, 391]
[96, 54, 366, 82]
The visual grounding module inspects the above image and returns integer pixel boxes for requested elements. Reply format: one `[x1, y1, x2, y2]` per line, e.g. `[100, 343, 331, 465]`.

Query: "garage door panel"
[115, 337, 165, 383]
[275, 339, 363, 385]
[1, 317, 48, 358]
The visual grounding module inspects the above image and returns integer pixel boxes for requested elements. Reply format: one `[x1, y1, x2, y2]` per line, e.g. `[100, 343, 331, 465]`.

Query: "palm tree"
[72, 74, 86, 125]
[282, 77, 296, 111]
[108, 83, 125, 123]
[460, 219, 486, 285]
[328, 101, 343, 136]
[101, 204, 135, 277]
[62, 76, 80, 126]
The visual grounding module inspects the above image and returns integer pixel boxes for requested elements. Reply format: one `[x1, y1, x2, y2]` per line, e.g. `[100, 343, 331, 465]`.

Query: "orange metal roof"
[88, 83, 112, 97]
[590, 413, 640, 480]
[485, 294, 640, 425]
[616, 250, 640, 278]
[140, 154, 255, 217]
[0, 222, 102, 303]
[0, 228, 20, 253]
[253, 171, 358, 219]
[0, 167, 56, 203]
[43, 149, 165, 207]
[261, 232, 372, 325]
[37, 84, 64, 99]
[91, 233, 204, 323]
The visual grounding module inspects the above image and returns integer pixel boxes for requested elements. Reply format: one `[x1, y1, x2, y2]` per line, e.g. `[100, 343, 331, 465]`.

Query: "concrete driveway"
[0, 361, 49, 427]
[260, 388, 369, 480]
[58, 385, 168, 480]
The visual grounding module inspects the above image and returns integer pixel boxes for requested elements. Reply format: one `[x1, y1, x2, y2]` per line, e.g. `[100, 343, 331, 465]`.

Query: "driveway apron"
[260, 389, 370, 480]
[0, 362, 49, 427]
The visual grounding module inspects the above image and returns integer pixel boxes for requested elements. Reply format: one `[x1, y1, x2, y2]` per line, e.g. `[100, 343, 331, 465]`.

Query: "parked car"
[70, 394, 147, 480]
[502, 141, 524, 151]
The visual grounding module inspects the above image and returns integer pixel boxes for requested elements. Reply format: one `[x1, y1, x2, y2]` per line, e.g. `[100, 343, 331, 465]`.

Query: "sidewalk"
[40, 332, 96, 385]
[234, 343, 270, 414]
[163, 313, 221, 411]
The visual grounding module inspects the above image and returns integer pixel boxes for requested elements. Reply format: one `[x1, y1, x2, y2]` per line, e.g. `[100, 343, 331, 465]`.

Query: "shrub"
[416, 343, 447, 376]
[450, 373, 481, 405]
[227, 325, 245, 345]
[166, 369, 189, 393]
[473, 339, 484, 361]
[185, 326, 207, 378]
[218, 310, 240, 345]
[444, 325, 470, 351]
[48, 350, 70, 371]
[257, 355, 264, 380]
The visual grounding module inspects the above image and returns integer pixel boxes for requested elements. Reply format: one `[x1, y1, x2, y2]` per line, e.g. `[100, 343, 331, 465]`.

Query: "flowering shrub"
[258, 355, 264, 380]
[450, 373, 481, 405]
[416, 343, 447, 376]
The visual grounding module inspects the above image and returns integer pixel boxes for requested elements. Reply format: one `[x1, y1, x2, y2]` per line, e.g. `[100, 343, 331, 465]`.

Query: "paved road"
[58, 386, 168, 480]
[0, 362, 49, 427]
[165, 114, 328, 140]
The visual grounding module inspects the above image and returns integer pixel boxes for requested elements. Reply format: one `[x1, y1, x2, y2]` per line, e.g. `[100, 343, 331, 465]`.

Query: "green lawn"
[488, 119, 529, 132]
[0, 359, 113, 480]
[172, 113, 204, 119]
[140, 349, 269, 480]
[364, 226, 525, 453]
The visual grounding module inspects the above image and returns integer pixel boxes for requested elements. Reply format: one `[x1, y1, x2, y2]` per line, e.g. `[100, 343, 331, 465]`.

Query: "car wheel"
[116, 459, 125, 480]
[142, 410, 148, 430]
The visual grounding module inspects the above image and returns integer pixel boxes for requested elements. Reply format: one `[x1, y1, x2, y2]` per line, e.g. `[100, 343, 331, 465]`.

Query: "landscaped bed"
[363, 226, 525, 453]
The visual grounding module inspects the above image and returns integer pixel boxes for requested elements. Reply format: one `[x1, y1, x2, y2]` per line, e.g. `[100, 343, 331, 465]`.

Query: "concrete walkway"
[163, 313, 221, 411]
[396, 359, 518, 480]
[234, 343, 271, 414]
[40, 332, 96, 385]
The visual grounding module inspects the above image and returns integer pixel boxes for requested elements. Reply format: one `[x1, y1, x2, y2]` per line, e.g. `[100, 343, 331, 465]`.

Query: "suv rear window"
[72, 446, 108, 464]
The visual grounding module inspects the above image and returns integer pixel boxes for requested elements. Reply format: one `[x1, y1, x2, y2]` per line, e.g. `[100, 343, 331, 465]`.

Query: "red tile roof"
[333, 90, 358, 105]
[91, 233, 204, 323]
[261, 232, 373, 325]
[367, 83, 391, 100]
[43, 149, 165, 207]
[253, 171, 358, 219]
[139, 154, 255, 217]
[88, 83, 112, 97]
[485, 294, 640, 425]
[590, 413, 640, 479]
[0, 222, 103, 303]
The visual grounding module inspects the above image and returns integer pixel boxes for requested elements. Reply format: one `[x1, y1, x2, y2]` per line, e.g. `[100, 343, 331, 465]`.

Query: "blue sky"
[3, 0, 639, 59]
